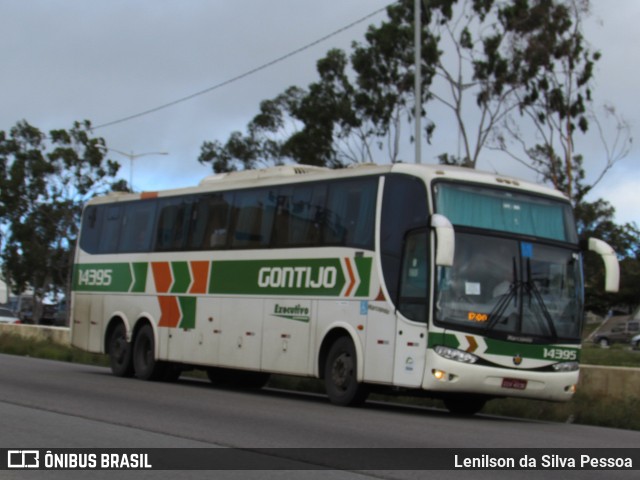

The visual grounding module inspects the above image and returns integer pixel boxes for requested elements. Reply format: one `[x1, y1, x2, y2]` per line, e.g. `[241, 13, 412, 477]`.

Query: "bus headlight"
[552, 361, 579, 372]
[434, 346, 479, 364]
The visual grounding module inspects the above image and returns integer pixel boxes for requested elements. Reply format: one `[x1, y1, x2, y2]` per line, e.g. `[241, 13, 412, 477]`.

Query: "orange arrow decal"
[189, 261, 210, 294]
[465, 335, 478, 353]
[344, 258, 356, 297]
[152, 262, 172, 293]
[158, 296, 181, 328]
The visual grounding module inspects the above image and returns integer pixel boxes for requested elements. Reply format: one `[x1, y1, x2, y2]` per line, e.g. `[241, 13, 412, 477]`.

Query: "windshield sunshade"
[434, 183, 577, 243]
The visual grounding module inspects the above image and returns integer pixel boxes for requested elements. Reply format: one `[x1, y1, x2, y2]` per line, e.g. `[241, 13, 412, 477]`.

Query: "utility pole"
[414, 0, 422, 164]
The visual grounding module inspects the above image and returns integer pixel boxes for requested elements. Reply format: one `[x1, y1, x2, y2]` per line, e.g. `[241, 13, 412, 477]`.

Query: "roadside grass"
[580, 342, 640, 367]
[0, 333, 108, 367]
[1, 331, 639, 431]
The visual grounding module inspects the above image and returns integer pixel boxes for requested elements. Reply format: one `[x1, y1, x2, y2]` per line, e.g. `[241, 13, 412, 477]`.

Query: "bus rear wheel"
[324, 337, 368, 406]
[108, 322, 133, 377]
[133, 324, 165, 381]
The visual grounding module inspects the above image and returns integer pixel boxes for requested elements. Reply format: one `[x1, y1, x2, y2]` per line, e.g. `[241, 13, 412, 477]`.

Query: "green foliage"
[0, 120, 120, 316]
[574, 197, 640, 312]
[581, 343, 640, 368]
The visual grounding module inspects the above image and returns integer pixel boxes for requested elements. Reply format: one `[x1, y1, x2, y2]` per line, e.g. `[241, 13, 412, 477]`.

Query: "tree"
[575, 198, 640, 312]
[199, 1, 440, 171]
[0, 120, 120, 321]
[484, 0, 631, 203]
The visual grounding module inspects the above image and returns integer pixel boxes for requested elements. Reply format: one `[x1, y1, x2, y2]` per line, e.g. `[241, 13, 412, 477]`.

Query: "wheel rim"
[331, 352, 354, 392]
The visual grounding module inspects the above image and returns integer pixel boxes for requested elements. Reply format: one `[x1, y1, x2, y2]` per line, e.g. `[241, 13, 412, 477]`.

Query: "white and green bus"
[71, 163, 619, 414]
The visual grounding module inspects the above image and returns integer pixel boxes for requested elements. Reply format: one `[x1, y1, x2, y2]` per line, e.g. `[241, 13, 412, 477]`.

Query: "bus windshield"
[433, 183, 583, 342]
[435, 233, 583, 342]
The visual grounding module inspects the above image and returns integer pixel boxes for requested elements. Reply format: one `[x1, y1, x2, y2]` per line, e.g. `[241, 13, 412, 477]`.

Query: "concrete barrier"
[0, 323, 70, 346]
[1, 324, 639, 401]
[579, 364, 640, 401]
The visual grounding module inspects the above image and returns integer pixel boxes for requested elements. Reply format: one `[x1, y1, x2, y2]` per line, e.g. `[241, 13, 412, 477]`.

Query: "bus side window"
[280, 183, 326, 247]
[155, 198, 193, 251]
[189, 193, 232, 250]
[324, 178, 376, 249]
[119, 201, 157, 252]
[231, 189, 273, 249]
[271, 187, 292, 248]
[98, 205, 123, 254]
[79, 205, 103, 254]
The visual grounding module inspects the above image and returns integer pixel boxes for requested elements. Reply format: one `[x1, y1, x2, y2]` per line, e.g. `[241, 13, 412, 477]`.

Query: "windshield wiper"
[486, 257, 519, 331]
[524, 258, 558, 338]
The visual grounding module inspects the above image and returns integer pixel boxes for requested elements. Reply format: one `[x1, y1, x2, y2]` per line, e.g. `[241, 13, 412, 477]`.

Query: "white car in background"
[631, 333, 640, 350]
[0, 307, 20, 324]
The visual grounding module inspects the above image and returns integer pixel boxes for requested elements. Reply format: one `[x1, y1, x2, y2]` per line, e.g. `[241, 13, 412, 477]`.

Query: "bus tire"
[133, 324, 164, 381]
[324, 336, 368, 406]
[108, 322, 133, 377]
[444, 396, 487, 416]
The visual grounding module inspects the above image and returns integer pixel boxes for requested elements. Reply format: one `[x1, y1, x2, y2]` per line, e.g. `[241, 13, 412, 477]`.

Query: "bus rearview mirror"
[431, 214, 455, 267]
[588, 238, 620, 293]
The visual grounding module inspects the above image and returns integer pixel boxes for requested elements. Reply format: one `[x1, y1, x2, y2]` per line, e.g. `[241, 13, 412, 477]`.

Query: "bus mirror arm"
[431, 214, 455, 267]
[588, 238, 620, 293]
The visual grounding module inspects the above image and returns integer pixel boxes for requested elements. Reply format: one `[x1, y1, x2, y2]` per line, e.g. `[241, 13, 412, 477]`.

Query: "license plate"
[502, 378, 527, 390]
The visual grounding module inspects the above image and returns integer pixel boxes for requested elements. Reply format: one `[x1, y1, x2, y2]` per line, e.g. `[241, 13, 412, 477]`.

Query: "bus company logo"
[258, 266, 338, 291]
[513, 354, 523, 366]
[272, 304, 311, 323]
[8, 450, 39, 469]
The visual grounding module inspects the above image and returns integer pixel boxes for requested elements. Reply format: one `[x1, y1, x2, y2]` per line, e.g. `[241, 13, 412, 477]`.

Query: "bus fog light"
[433, 369, 447, 381]
[434, 345, 479, 364]
[552, 361, 579, 372]
[565, 384, 577, 394]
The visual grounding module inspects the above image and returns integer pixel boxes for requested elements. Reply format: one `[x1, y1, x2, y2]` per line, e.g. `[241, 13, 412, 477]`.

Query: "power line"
[92, 4, 391, 131]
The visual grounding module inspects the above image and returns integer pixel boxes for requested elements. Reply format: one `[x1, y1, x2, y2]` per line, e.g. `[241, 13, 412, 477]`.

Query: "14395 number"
[543, 347, 577, 361]
[78, 268, 113, 287]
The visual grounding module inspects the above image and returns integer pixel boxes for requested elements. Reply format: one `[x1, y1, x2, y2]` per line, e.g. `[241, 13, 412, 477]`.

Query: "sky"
[1, 0, 638, 227]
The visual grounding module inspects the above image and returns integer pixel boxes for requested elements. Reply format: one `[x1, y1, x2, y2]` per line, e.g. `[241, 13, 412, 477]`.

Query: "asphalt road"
[1, 353, 639, 479]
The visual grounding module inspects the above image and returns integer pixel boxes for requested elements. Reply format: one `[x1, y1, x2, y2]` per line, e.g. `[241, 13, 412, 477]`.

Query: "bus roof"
[86, 163, 569, 206]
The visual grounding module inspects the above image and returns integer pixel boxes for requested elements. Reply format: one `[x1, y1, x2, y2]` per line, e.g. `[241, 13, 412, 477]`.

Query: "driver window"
[398, 230, 429, 323]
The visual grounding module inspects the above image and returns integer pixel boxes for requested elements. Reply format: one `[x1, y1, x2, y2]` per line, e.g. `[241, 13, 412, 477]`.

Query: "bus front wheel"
[324, 337, 368, 406]
[443, 396, 487, 416]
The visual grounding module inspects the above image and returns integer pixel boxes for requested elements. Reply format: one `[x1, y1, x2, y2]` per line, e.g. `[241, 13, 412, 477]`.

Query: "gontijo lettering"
[258, 266, 337, 289]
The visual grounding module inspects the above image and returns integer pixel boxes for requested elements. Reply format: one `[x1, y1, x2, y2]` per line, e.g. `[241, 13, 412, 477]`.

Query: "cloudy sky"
[1, 0, 638, 226]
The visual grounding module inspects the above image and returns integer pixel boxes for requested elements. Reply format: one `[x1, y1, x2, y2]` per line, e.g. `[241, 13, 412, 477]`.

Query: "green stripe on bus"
[208, 258, 371, 297]
[131, 262, 148, 293]
[73, 263, 133, 292]
[431, 332, 580, 362]
[73, 256, 373, 298]
[178, 296, 196, 329]
[483, 337, 580, 361]
[170, 261, 191, 294]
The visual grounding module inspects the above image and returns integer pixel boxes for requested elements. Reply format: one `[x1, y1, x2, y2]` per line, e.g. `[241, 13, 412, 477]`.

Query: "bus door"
[393, 230, 429, 387]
